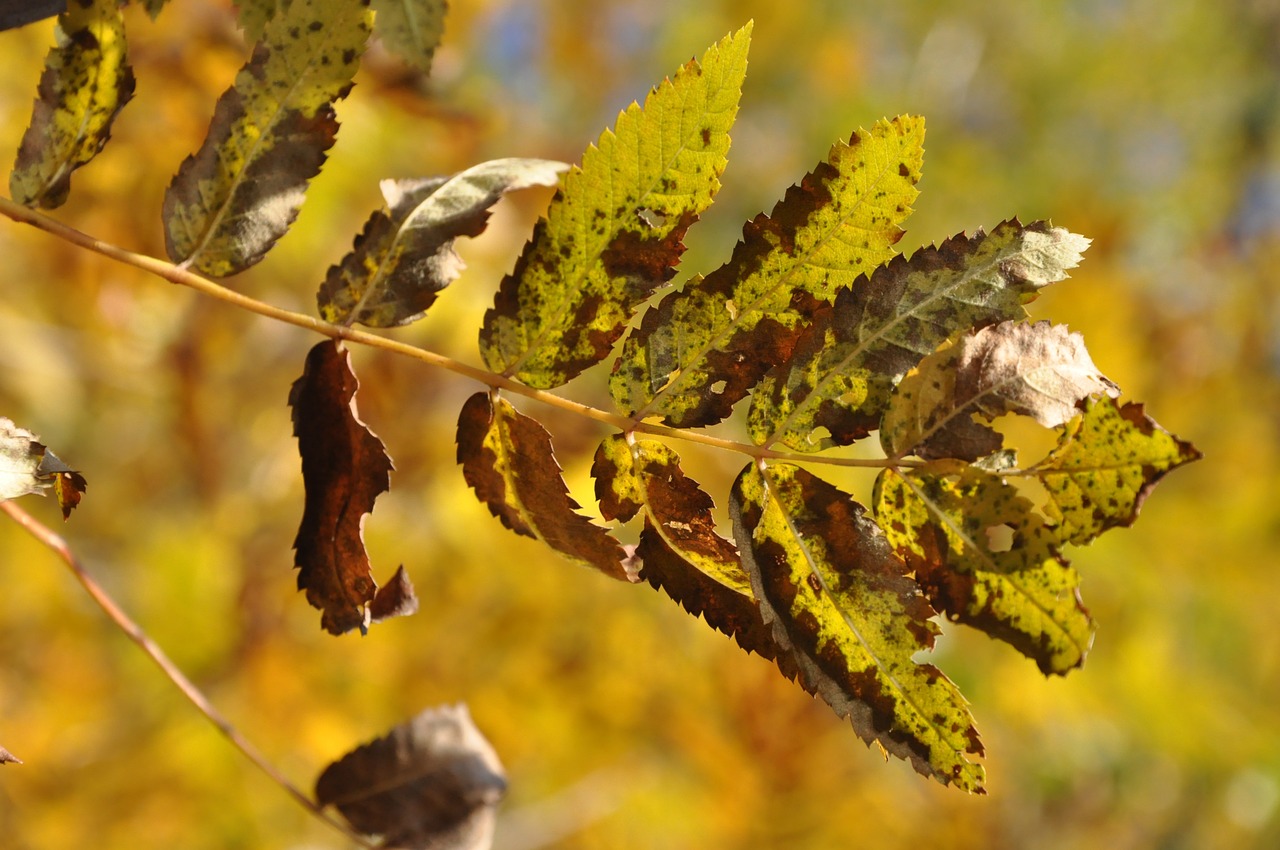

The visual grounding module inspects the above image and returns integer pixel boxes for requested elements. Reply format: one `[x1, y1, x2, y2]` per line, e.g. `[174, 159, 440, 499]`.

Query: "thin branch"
[0, 196, 920, 471]
[0, 499, 378, 850]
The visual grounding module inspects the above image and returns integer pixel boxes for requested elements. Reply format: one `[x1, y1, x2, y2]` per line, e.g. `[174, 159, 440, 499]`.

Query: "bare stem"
[0, 196, 918, 471]
[0, 500, 378, 850]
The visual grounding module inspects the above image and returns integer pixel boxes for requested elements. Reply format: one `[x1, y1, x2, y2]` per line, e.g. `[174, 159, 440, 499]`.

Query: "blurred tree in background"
[0, 0, 1276, 848]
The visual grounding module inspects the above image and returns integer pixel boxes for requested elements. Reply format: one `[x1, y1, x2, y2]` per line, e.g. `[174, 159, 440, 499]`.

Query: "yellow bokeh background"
[1, 1, 1278, 848]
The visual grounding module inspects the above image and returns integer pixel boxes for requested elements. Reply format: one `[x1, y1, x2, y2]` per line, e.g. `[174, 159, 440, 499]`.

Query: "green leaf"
[731, 462, 985, 792]
[456, 392, 633, 582]
[10, 0, 136, 209]
[881, 320, 1119, 461]
[874, 463, 1093, 675]
[750, 220, 1091, 452]
[1, 416, 87, 519]
[319, 159, 567, 328]
[479, 23, 752, 389]
[163, 0, 372, 277]
[1028, 397, 1201, 546]
[611, 115, 925, 428]
[372, 0, 447, 75]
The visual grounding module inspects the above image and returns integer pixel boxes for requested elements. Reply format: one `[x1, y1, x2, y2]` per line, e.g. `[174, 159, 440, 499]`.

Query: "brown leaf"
[0, 744, 21, 765]
[316, 704, 506, 850]
[1, 417, 86, 518]
[371, 565, 420, 623]
[882, 320, 1119, 461]
[289, 340, 393, 635]
[456, 391, 633, 582]
[590, 435, 801, 681]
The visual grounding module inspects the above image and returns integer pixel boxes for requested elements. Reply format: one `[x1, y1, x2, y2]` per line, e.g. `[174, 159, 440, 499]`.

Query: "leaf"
[9, 0, 135, 209]
[1029, 396, 1202, 546]
[316, 704, 506, 850]
[1, 417, 86, 518]
[163, 0, 372, 277]
[731, 462, 985, 792]
[882, 320, 1119, 461]
[233, 0, 280, 42]
[874, 464, 1093, 675]
[372, 0, 447, 75]
[479, 24, 751, 389]
[591, 435, 800, 679]
[289, 340, 393, 635]
[0, 1, 64, 32]
[0, 744, 20, 765]
[130, 0, 167, 19]
[611, 115, 925, 428]
[371, 565, 420, 623]
[319, 159, 568, 328]
[456, 392, 633, 582]
[749, 220, 1091, 451]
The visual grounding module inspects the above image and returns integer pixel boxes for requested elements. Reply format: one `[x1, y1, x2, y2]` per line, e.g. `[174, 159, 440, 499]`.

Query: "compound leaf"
[316, 704, 506, 850]
[319, 158, 568, 328]
[457, 392, 633, 582]
[479, 24, 751, 389]
[731, 462, 985, 792]
[1029, 397, 1201, 546]
[874, 464, 1093, 675]
[750, 220, 1091, 451]
[163, 0, 371, 277]
[882, 320, 1119, 460]
[611, 115, 924, 427]
[372, 0, 447, 75]
[592, 435, 799, 678]
[10, 0, 135, 209]
[1, 416, 86, 519]
[289, 340, 393, 635]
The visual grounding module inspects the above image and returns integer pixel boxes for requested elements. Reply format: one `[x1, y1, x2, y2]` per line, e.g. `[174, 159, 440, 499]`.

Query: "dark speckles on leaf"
[701, 127, 712, 146]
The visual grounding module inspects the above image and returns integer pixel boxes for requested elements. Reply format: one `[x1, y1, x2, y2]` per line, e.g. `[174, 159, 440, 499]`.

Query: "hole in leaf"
[637, 207, 667, 228]
[709, 380, 728, 395]
[985, 524, 1015, 552]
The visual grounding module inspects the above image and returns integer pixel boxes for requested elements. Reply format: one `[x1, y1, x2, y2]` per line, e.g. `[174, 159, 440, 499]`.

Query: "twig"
[0, 196, 920, 472]
[0, 499, 378, 850]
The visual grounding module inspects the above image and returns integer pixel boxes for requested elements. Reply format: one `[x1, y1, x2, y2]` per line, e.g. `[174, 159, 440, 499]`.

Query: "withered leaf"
[163, 0, 371, 276]
[731, 462, 985, 791]
[457, 392, 633, 582]
[749, 220, 1090, 451]
[319, 159, 568, 328]
[875, 463, 1094, 675]
[289, 340, 394, 635]
[882, 320, 1119, 461]
[9, 0, 135, 208]
[371, 564, 420, 623]
[316, 704, 506, 850]
[0, 744, 20, 765]
[1, 416, 86, 519]
[0, 1, 64, 32]
[591, 435, 800, 681]
[611, 115, 925, 428]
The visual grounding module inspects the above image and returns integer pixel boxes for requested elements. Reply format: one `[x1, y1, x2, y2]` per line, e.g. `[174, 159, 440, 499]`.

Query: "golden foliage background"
[1, 1, 1277, 848]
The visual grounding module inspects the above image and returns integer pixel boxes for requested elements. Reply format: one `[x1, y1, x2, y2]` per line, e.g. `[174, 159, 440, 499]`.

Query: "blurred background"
[0, 0, 1277, 847]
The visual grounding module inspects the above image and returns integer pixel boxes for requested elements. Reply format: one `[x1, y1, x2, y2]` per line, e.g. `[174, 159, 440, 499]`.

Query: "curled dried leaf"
[316, 704, 506, 850]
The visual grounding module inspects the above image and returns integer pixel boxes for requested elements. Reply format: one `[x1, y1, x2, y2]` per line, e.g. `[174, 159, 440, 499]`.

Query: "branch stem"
[0, 500, 378, 850]
[0, 196, 918, 471]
